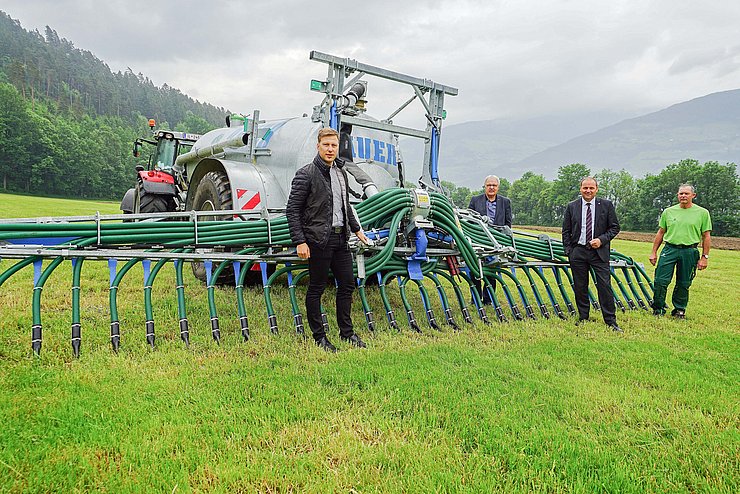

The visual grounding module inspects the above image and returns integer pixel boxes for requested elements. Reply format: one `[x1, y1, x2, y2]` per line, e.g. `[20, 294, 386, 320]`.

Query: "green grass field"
[0, 192, 121, 218]
[1, 193, 738, 493]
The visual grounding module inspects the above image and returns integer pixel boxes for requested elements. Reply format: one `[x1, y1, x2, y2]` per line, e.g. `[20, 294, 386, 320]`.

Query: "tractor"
[120, 120, 202, 216]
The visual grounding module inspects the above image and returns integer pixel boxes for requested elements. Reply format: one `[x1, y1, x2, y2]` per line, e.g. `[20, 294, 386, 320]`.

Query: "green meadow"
[0, 192, 121, 218]
[0, 193, 738, 493]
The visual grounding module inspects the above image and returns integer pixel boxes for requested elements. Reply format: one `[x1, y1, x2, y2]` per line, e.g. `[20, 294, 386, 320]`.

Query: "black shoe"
[671, 309, 686, 320]
[315, 336, 337, 353]
[575, 318, 588, 326]
[608, 323, 623, 333]
[340, 334, 367, 348]
[652, 309, 665, 316]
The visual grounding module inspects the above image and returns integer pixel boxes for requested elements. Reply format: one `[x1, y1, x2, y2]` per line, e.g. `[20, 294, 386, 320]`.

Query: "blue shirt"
[486, 199, 497, 223]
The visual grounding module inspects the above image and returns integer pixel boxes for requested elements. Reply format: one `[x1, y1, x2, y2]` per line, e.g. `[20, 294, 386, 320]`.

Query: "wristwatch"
[701, 254, 709, 259]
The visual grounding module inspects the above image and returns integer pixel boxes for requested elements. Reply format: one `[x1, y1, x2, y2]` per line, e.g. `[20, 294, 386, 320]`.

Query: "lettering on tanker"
[352, 136, 396, 166]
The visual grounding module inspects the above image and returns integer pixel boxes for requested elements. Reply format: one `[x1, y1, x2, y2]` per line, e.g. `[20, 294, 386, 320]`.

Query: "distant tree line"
[444, 160, 739, 237]
[0, 11, 221, 201]
[0, 12, 226, 128]
[0, 79, 215, 200]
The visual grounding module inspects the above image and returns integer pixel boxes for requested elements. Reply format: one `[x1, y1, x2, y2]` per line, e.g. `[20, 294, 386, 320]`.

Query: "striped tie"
[585, 202, 593, 244]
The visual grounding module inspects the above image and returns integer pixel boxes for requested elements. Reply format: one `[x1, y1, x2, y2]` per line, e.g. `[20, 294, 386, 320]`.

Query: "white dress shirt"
[578, 198, 596, 245]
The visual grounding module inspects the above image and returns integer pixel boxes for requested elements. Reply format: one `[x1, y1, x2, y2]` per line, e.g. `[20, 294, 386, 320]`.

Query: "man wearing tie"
[561, 177, 622, 332]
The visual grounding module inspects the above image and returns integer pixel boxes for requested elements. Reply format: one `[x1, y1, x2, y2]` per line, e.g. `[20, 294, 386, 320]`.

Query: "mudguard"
[120, 188, 135, 213]
[186, 158, 287, 214]
[140, 180, 177, 196]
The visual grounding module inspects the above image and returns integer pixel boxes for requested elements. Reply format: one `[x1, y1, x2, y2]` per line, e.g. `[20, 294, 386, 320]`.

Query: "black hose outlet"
[365, 311, 375, 332]
[407, 310, 421, 333]
[31, 324, 42, 355]
[71, 323, 81, 358]
[211, 317, 221, 343]
[179, 318, 190, 346]
[566, 302, 576, 316]
[387, 310, 399, 331]
[320, 313, 329, 333]
[525, 305, 536, 319]
[477, 307, 490, 325]
[553, 304, 566, 320]
[495, 306, 507, 323]
[512, 306, 524, 321]
[627, 299, 637, 310]
[426, 310, 440, 330]
[110, 321, 120, 352]
[239, 316, 250, 341]
[145, 320, 155, 348]
[445, 309, 460, 331]
[269, 315, 279, 335]
[461, 307, 472, 324]
[539, 304, 551, 319]
[615, 299, 625, 312]
[294, 313, 305, 335]
[591, 301, 601, 311]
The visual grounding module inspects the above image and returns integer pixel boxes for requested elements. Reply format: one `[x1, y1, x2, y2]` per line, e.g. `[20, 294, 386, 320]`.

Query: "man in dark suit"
[468, 175, 512, 304]
[561, 177, 622, 332]
[468, 175, 512, 227]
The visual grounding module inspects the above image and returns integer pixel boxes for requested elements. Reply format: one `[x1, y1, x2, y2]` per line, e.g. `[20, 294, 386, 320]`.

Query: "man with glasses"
[468, 175, 512, 227]
[468, 175, 512, 304]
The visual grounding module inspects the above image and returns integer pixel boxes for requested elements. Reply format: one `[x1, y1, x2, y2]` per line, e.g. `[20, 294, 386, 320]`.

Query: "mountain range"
[3, 9, 737, 192]
[402, 89, 740, 188]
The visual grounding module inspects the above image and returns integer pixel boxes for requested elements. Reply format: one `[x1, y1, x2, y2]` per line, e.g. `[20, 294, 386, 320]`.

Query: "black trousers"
[569, 245, 616, 324]
[306, 232, 355, 341]
[474, 278, 496, 305]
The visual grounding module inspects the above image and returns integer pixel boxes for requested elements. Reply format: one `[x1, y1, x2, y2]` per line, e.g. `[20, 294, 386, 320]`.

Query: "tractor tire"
[136, 182, 175, 214]
[189, 171, 275, 287]
[191, 171, 237, 285]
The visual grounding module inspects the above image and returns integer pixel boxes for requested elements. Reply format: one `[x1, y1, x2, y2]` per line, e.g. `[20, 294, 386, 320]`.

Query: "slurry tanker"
[0, 51, 654, 356]
[121, 51, 448, 218]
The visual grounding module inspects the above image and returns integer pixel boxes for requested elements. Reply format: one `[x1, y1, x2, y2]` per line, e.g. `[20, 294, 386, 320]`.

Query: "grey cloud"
[669, 45, 740, 76]
[3, 0, 740, 123]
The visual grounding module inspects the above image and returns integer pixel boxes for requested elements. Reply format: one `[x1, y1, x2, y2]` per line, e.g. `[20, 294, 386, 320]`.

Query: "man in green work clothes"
[649, 184, 712, 318]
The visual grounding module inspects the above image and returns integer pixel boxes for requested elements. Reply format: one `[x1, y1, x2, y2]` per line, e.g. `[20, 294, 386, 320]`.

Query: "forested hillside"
[0, 11, 223, 200]
[0, 12, 225, 127]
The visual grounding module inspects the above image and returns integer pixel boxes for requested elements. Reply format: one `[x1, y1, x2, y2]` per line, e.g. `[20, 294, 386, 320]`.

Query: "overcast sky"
[4, 0, 740, 128]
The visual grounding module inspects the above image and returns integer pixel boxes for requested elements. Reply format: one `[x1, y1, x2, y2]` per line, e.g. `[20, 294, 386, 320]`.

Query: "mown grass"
[0, 192, 121, 218]
[0, 196, 738, 492]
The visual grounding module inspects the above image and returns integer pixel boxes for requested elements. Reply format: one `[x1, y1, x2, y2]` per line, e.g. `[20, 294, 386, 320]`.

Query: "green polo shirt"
[659, 204, 712, 245]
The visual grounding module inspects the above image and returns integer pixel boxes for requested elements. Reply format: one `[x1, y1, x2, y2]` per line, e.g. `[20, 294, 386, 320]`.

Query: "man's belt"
[666, 242, 698, 249]
[331, 226, 344, 234]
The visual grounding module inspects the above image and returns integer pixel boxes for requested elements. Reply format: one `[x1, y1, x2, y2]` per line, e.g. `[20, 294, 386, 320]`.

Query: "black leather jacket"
[286, 154, 360, 247]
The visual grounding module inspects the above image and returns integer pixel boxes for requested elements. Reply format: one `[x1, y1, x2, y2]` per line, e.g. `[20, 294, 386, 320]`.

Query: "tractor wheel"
[189, 171, 275, 287]
[136, 182, 174, 214]
[191, 171, 236, 285]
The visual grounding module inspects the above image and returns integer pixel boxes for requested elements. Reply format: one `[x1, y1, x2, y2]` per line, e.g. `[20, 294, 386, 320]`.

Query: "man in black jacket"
[468, 175, 512, 227]
[561, 177, 622, 332]
[286, 128, 370, 352]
